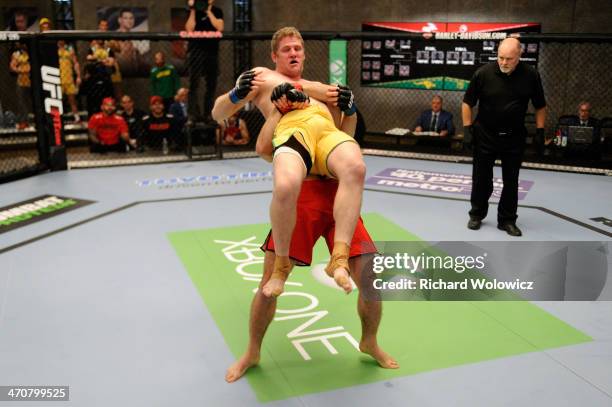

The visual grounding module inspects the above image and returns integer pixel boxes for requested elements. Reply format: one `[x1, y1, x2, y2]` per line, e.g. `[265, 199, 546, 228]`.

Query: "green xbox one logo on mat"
[168, 213, 591, 402]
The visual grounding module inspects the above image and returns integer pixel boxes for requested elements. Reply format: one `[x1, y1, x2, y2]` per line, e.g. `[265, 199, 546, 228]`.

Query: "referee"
[462, 37, 546, 237]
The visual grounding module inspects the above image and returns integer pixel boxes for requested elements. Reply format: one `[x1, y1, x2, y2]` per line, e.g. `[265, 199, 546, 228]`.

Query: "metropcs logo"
[215, 236, 359, 361]
[366, 168, 534, 200]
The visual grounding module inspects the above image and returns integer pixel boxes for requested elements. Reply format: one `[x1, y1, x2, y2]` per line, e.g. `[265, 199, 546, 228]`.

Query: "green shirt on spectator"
[150, 64, 180, 99]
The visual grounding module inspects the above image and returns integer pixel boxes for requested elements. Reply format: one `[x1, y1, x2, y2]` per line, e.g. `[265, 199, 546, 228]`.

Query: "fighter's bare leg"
[325, 143, 366, 293]
[226, 251, 293, 382]
[262, 152, 306, 297]
[67, 94, 79, 118]
[349, 255, 399, 369]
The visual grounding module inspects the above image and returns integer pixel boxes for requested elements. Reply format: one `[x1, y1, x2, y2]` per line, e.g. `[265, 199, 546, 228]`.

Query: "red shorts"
[261, 178, 378, 265]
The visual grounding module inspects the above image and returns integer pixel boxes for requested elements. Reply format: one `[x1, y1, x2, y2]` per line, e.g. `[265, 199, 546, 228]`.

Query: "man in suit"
[169, 87, 189, 128]
[414, 95, 455, 136]
[574, 102, 597, 127]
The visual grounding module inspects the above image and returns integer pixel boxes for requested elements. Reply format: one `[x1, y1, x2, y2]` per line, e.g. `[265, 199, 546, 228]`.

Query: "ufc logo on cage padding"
[41, 66, 63, 114]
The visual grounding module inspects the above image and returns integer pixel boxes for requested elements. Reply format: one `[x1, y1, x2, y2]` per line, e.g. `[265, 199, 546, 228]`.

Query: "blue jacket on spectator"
[414, 109, 455, 135]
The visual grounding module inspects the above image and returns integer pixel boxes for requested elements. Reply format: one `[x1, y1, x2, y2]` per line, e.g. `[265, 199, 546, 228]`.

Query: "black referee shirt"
[463, 61, 546, 132]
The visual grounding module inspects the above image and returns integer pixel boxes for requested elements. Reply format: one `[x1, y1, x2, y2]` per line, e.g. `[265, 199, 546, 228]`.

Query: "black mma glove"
[286, 87, 309, 104]
[229, 69, 256, 104]
[336, 85, 356, 116]
[463, 125, 474, 151]
[270, 82, 294, 103]
[271, 82, 309, 114]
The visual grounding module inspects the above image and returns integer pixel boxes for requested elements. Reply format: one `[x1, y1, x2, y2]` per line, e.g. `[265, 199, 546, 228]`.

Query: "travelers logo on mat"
[136, 171, 273, 189]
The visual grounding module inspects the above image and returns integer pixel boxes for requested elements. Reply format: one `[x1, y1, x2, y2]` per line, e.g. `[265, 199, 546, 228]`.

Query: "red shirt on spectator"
[88, 113, 128, 145]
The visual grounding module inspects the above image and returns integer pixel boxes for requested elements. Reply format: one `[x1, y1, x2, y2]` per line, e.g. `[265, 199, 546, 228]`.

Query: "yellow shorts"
[272, 105, 356, 177]
[61, 81, 78, 96]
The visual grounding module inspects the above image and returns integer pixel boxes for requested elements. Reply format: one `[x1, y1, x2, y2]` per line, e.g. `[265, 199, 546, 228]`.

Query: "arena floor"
[0, 155, 611, 406]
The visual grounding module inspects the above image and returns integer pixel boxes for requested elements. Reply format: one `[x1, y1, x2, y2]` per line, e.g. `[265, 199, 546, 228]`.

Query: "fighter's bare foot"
[261, 278, 285, 297]
[332, 268, 353, 294]
[359, 341, 399, 369]
[225, 353, 260, 383]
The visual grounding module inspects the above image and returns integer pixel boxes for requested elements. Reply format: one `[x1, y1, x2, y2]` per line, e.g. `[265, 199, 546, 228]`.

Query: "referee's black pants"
[469, 144, 524, 225]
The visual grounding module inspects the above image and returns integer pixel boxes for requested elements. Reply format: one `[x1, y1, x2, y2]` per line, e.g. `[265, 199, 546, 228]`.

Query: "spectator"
[38, 17, 51, 32]
[414, 95, 455, 136]
[7, 10, 34, 60]
[150, 51, 180, 111]
[118, 94, 146, 149]
[98, 18, 123, 99]
[98, 19, 109, 31]
[81, 53, 114, 117]
[9, 42, 31, 129]
[38, 19, 81, 122]
[185, 0, 224, 122]
[570, 101, 599, 128]
[169, 87, 189, 128]
[56, 39, 82, 123]
[87, 97, 134, 153]
[9, 10, 31, 31]
[142, 96, 180, 151]
[216, 111, 250, 145]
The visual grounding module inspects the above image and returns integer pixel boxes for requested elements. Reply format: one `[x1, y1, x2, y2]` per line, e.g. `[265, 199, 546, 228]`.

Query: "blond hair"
[271, 27, 304, 53]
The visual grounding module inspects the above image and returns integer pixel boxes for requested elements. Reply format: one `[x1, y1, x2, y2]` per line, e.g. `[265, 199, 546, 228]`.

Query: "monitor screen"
[568, 126, 594, 144]
[558, 125, 594, 145]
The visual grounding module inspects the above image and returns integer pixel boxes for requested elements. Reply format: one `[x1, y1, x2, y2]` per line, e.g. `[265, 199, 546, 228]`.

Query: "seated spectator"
[118, 94, 146, 149]
[216, 111, 250, 146]
[150, 51, 180, 111]
[169, 87, 189, 128]
[569, 101, 599, 129]
[88, 97, 135, 153]
[414, 95, 455, 136]
[142, 96, 180, 151]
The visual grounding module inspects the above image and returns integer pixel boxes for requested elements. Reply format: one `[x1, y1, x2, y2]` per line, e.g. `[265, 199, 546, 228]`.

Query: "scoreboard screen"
[361, 22, 541, 90]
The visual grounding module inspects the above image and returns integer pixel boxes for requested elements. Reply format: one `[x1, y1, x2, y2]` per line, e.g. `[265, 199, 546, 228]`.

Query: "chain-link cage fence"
[0, 36, 42, 181]
[345, 37, 612, 167]
[1, 32, 611, 183]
